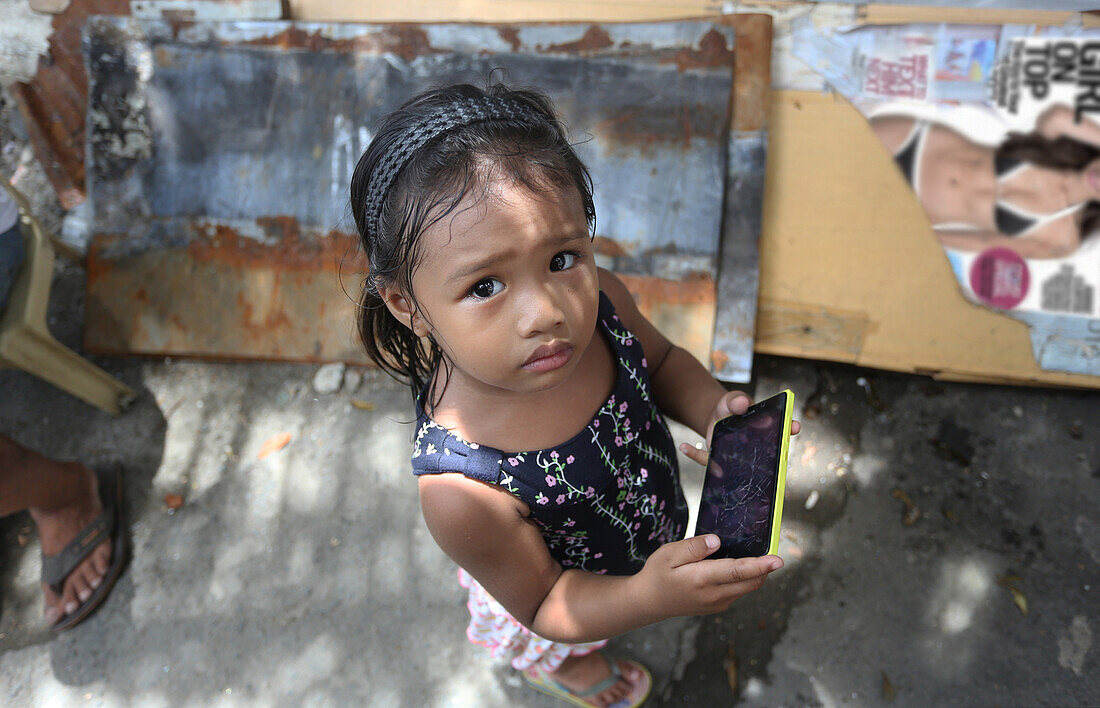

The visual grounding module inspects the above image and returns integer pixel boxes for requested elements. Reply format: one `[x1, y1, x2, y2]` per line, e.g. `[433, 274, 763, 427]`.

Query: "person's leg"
[0, 435, 113, 625]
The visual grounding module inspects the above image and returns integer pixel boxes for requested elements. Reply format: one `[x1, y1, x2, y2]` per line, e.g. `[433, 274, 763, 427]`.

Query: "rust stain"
[710, 349, 731, 371]
[723, 14, 772, 133]
[239, 298, 293, 335]
[667, 28, 735, 72]
[497, 26, 521, 52]
[617, 272, 716, 309]
[541, 25, 614, 54]
[238, 24, 445, 62]
[182, 217, 365, 273]
[12, 0, 130, 207]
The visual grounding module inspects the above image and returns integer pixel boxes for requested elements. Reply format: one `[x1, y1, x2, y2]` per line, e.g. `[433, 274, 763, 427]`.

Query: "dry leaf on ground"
[164, 493, 184, 510]
[997, 574, 1029, 615]
[258, 432, 292, 460]
[891, 488, 922, 526]
[350, 399, 376, 410]
[882, 671, 896, 702]
[724, 645, 738, 694]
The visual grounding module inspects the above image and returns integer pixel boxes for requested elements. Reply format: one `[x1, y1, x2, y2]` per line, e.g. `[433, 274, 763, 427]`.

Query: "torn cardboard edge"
[759, 89, 1100, 390]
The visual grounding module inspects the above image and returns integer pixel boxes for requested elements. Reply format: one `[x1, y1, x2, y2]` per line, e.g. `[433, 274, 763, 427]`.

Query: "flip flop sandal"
[522, 651, 652, 708]
[41, 464, 129, 633]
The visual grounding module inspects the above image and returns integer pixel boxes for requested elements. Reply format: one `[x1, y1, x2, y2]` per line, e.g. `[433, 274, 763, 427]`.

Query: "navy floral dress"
[411, 291, 688, 576]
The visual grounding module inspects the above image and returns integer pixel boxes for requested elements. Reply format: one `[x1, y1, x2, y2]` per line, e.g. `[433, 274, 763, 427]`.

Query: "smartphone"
[693, 389, 794, 559]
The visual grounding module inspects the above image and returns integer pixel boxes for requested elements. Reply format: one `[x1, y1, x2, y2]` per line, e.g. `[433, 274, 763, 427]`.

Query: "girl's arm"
[418, 473, 780, 644]
[598, 269, 800, 465]
[596, 269, 726, 439]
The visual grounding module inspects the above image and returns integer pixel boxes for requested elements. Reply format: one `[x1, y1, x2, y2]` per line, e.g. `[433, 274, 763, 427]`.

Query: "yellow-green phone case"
[767, 389, 795, 555]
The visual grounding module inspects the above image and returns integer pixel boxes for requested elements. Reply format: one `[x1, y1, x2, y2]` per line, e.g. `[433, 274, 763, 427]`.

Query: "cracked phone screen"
[696, 393, 786, 558]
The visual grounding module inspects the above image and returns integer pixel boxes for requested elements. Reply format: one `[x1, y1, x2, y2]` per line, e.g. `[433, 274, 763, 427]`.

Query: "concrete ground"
[1, 256, 1097, 706]
[1, 0, 1098, 704]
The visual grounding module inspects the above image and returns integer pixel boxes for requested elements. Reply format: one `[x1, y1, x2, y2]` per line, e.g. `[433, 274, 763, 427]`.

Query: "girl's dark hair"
[997, 131, 1100, 238]
[350, 83, 595, 409]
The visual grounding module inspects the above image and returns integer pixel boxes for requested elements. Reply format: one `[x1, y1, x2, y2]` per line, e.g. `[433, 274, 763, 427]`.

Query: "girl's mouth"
[522, 343, 574, 372]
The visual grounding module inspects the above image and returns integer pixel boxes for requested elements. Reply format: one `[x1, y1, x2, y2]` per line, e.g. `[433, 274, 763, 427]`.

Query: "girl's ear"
[378, 284, 429, 338]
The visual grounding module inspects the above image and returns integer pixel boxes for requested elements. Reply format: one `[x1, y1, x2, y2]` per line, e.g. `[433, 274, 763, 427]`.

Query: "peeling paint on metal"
[82, 17, 766, 373]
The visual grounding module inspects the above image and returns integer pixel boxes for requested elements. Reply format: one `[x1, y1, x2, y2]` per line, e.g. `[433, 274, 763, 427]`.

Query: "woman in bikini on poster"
[870, 104, 1100, 259]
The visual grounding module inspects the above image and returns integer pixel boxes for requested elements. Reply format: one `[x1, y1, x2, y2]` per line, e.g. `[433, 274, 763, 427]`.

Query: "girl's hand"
[632, 534, 782, 619]
[678, 391, 801, 467]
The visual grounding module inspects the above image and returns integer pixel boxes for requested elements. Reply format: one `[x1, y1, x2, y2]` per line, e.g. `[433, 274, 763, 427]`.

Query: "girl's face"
[388, 176, 599, 400]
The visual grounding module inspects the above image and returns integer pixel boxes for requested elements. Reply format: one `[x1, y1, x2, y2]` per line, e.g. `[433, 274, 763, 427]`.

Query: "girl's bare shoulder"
[597, 267, 673, 371]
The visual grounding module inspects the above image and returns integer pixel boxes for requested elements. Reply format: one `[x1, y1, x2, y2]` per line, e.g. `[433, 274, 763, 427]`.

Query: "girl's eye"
[470, 278, 504, 299]
[551, 251, 578, 272]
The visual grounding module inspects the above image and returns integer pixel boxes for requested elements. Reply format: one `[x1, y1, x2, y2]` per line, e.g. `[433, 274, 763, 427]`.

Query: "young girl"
[350, 83, 795, 708]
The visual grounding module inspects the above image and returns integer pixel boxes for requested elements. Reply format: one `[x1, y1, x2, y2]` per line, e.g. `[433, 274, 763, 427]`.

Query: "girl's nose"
[518, 287, 566, 336]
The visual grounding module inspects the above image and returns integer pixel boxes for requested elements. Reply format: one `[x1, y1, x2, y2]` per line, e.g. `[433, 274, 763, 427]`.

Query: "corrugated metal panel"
[82, 18, 766, 378]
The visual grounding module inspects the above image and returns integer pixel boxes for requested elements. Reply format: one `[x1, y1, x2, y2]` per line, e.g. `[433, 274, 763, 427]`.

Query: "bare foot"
[28, 464, 113, 626]
[544, 652, 648, 707]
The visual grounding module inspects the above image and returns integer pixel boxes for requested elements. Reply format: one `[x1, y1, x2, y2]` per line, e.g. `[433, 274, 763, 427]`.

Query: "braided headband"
[363, 95, 547, 242]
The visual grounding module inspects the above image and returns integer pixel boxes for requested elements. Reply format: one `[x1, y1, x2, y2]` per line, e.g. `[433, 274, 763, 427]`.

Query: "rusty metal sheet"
[83, 18, 766, 378]
[712, 13, 772, 382]
[12, 0, 130, 209]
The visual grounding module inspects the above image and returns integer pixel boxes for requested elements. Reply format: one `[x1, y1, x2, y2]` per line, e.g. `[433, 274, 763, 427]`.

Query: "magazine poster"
[794, 23, 1100, 377]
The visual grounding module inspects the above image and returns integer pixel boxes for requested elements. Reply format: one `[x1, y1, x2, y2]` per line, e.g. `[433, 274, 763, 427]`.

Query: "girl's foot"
[27, 463, 113, 626]
[536, 651, 651, 707]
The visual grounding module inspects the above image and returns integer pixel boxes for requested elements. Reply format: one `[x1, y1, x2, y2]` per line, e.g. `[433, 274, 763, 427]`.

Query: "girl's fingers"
[723, 391, 752, 417]
[698, 555, 782, 587]
[792, 419, 801, 435]
[678, 442, 708, 466]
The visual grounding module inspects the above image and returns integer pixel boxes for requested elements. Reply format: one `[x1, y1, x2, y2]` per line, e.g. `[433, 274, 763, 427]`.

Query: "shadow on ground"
[1, 264, 1097, 706]
[665, 355, 1099, 707]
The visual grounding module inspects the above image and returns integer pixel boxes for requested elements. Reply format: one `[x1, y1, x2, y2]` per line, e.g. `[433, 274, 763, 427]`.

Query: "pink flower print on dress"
[508, 457, 519, 466]
[566, 455, 574, 464]
[546, 475, 557, 487]
[640, 468, 648, 479]
[556, 494, 567, 504]
[550, 451, 559, 459]
[536, 493, 549, 505]
[619, 402, 628, 414]
[615, 436, 624, 447]
[642, 357, 647, 367]
[624, 338, 633, 346]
